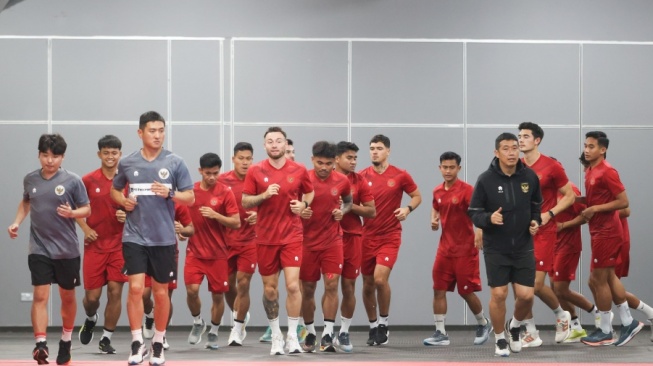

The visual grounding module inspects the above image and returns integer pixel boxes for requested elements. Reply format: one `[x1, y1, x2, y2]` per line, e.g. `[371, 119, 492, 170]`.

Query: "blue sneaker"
[423, 330, 450, 346]
[581, 328, 615, 346]
[614, 321, 643, 347]
[474, 318, 492, 345]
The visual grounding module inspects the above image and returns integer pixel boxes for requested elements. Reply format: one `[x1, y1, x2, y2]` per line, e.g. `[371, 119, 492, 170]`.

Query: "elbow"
[231, 220, 241, 230]
[369, 208, 377, 218]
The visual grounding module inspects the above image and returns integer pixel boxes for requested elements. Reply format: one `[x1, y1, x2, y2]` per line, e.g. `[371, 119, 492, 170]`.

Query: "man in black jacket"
[468, 132, 542, 357]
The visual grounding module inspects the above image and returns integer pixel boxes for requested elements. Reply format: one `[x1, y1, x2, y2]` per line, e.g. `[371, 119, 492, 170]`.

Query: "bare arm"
[582, 191, 629, 221]
[557, 214, 587, 232]
[242, 183, 280, 209]
[431, 207, 440, 231]
[352, 199, 376, 218]
[172, 189, 195, 206]
[7, 200, 30, 239]
[199, 207, 241, 229]
[619, 207, 630, 218]
[394, 188, 422, 221]
[542, 182, 575, 226]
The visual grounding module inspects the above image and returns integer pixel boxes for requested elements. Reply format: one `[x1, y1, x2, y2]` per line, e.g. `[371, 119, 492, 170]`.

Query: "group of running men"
[7, 111, 652, 365]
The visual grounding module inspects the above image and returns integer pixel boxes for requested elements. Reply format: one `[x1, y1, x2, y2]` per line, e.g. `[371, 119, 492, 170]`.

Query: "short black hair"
[139, 111, 166, 130]
[579, 151, 589, 168]
[234, 142, 253, 155]
[585, 130, 609, 158]
[439, 151, 461, 165]
[370, 134, 390, 148]
[336, 141, 359, 156]
[287, 138, 294, 146]
[38, 134, 67, 155]
[495, 132, 518, 150]
[97, 135, 122, 150]
[264, 126, 287, 139]
[199, 153, 222, 169]
[518, 121, 544, 142]
[312, 141, 337, 159]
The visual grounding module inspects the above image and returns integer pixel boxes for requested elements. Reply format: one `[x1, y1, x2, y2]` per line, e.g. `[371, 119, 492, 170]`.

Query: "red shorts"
[83, 250, 128, 290]
[342, 233, 362, 280]
[533, 231, 556, 272]
[361, 235, 401, 276]
[145, 250, 178, 290]
[432, 254, 481, 295]
[228, 244, 257, 275]
[300, 244, 344, 282]
[257, 241, 302, 276]
[549, 251, 580, 282]
[590, 236, 622, 270]
[184, 252, 229, 293]
[615, 239, 630, 278]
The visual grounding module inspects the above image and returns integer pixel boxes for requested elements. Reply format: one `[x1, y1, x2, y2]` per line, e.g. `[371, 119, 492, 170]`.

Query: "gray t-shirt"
[113, 149, 193, 247]
[23, 168, 89, 259]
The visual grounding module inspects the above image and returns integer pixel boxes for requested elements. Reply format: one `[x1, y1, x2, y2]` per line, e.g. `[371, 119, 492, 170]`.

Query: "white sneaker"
[521, 330, 543, 347]
[285, 333, 302, 354]
[142, 316, 155, 340]
[127, 340, 148, 365]
[494, 339, 510, 357]
[228, 327, 244, 346]
[270, 334, 285, 355]
[504, 321, 521, 353]
[555, 311, 571, 343]
[149, 341, 165, 366]
[162, 336, 170, 350]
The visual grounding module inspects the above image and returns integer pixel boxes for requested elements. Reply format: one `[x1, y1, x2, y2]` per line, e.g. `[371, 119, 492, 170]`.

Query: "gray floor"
[1, 326, 652, 363]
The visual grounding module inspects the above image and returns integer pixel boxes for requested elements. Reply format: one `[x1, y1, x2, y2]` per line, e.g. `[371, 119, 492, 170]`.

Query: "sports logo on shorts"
[521, 182, 529, 193]
[331, 188, 338, 196]
[294, 256, 299, 261]
[537, 174, 542, 180]
[287, 176, 294, 183]
[264, 177, 269, 182]
[210, 198, 218, 206]
[368, 181, 372, 186]
[387, 179, 396, 187]
[384, 257, 389, 261]
[55, 185, 65, 196]
[158, 168, 170, 180]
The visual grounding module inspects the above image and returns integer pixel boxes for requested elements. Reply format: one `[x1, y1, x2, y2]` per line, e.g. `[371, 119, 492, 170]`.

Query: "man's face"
[285, 145, 295, 161]
[39, 150, 64, 175]
[232, 149, 253, 178]
[264, 132, 286, 160]
[336, 150, 357, 173]
[518, 129, 538, 153]
[97, 147, 121, 170]
[312, 156, 335, 180]
[369, 142, 389, 166]
[138, 121, 165, 150]
[494, 139, 519, 168]
[584, 137, 605, 163]
[198, 166, 221, 187]
[439, 159, 460, 184]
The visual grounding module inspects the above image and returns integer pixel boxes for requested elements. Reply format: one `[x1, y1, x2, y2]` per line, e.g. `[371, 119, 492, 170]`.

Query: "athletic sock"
[434, 314, 446, 334]
[339, 316, 352, 334]
[153, 329, 165, 344]
[210, 321, 220, 335]
[616, 301, 634, 327]
[233, 321, 243, 334]
[306, 321, 316, 335]
[571, 317, 582, 331]
[102, 328, 114, 340]
[474, 311, 488, 325]
[34, 333, 46, 343]
[600, 311, 613, 334]
[369, 319, 378, 329]
[61, 328, 72, 342]
[588, 305, 597, 314]
[287, 317, 299, 338]
[269, 317, 282, 337]
[636, 300, 653, 319]
[322, 320, 335, 338]
[298, 317, 306, 327]
[87, 313, 98, 322]
[494, 332, 506, 342]
[513, 317, 527, 331]
[379, 314, 389, 326]
[145, 309, 154, 319]
[192, 314, 203, 325]
[131, 329, 144, 343]
[553, 305, 565, 318]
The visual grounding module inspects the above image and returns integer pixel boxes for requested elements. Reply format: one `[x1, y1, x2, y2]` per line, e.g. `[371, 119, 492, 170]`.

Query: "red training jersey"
[302, 170, 351, 251]
[340, 171, 374, 235]
[432, 179, 476, 257]
[555, 183, 585, 254]
[243, 159, 313, 245]
[359, 165, 418, 239]
[82, 169, 124, 253]
[585, 160, 625, 240]
[218, 171, 257, 246]
[522, 154, 569, 233]
[174, 203, 193, 252]
[187, 181, 239, 259]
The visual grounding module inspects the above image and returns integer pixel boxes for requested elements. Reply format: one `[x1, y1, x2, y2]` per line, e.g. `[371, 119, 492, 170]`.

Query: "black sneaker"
[376, 324, 389, 345]
[320, 333, 336, 352]
[366, 327, 377, 346]
[98, 336, 116, 354]
[143, 317, 155, 339]
[32, 341, 49, 365]
[56, 340, 71, 365]
[302, 333, 316, 353]
[79, 315, 97, 345]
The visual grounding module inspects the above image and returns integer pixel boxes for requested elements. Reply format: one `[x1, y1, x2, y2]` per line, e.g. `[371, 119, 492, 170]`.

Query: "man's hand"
[7, 224, 19, 239]
[199, 206, 217, 220]
[56, 202, 75, 218]
[124, 194, 138, 212]
[265, 184, 280, 199]
[300, 206, 313, 219]
[332, 208, 344, 221]
[431, 215, 440, 231]
[490, 207, 503, 225]
[529, 220, 539, 236]
[152, 181, 170, 199]
[540, 212, 551, 226]
[174, 220, 183, 234]
[580, 206, 596, 222]
[474, 228, 483, 250]
[83, 228, 99, 242]
[290, 200, 305, 215]
[116, 209, 126, 223]
[394, 207, 410, 222]
[245, 211, 257, 225]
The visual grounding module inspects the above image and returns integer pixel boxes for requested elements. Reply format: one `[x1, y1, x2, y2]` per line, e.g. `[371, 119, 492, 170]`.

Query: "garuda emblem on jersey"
[387, 179, 396, 187]
[331, 188, 339, 196]
[158, 168, 170, 180]
[521, 182, 529, 193]
[210, 198, 218, 206]
[452, 197, 459, 204]
[287, 176, 294, 183]
[55, 185, 65, 196]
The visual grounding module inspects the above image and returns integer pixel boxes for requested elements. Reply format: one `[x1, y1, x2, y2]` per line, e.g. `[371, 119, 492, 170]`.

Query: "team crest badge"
[55, 185, 65, 196]
[521, 182, 529, 193]
[590, 178, 595, 185]
[452, 197, 459, 204]
[387, 179, 396, 187]
[158, 168, 170, 180]
[331, 188, 339, 196]
[210, 198, 218, 206]
[287, 176, 294, 183]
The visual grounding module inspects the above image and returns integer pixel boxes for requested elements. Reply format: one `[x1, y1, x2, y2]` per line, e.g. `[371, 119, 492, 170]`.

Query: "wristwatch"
[167, 189, 175, 200]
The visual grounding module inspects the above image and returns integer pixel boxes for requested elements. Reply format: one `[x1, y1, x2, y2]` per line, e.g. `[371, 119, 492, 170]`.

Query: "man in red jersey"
[218, 142, 258, 346]
[517, 122, 575, 345]
[333, 141, 376, 352]
[359, 134, 422, 346]
[298, 141, 352, 353]
[76, 135, 127, 354]
[579, 131, 643, 347]
[142, 203, 194, 350]
[242, 127, 314, 355]
[549, 183, 595, 343]
[422, 151, 491, 347]
[184, 153, 240, 350]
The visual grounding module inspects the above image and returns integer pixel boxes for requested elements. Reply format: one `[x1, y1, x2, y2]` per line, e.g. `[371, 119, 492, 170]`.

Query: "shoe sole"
[423, 340, 450, 346]
[320, 345, 336, 352]
[188, 325, 207, 345]
[473, 325, 493, 345]
[581, 339, 615, 346]
[615, 322, 644, 347]
[228, 341, 243, 346]
[495, 352, 510, 357]
[521, 340, 543, 348]
[205, 344, 219, 350]
[563, 337, 583, 343]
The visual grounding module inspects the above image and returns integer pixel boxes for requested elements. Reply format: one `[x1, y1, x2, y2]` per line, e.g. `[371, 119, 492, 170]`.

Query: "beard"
[372, 161, 381, 166]
[267, 150, 285, 160]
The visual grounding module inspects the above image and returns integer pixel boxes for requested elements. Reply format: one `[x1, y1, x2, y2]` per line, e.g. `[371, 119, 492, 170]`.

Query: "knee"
[324, 279, 339, 294]
[186, 287, 199, 300]
[263, 285, 277, 300]
[237, 278, 251, 294]
[373, 276, 387, 289]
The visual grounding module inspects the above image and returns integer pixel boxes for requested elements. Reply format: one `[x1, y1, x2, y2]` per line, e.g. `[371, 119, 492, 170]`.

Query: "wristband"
[407, 205, 414, 212]
[303, 201, 309, 208]
[548, 210, 555, 218]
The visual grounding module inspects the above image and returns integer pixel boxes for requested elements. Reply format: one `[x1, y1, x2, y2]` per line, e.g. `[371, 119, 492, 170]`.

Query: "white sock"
[600, 311, 613, 334]
[298, 317, 306, 326]
[232, 311, 238, 321]
[61, 328, 72, 342]
[474, 311, 488, 325]
[339, 317, 351, 334]
[287, 317, 299, 338]
[210, 322, 220, 335]
[571, 317, 582, 331]
[636, 300, 653, 320]
[379, 315, 389, 326]
[234, 321, 243, 334]
[494, 332, 506, 342]
[369, 319, 378, 329]
[131, 329, 144, 343]
[269, 317, 282, 337]
[193, 314, 203, 325]
[153, 329, 165, 344]
[322, 320, 335, 338]
[521, 317, 536, 333]
[102, 328, 113, 340]
[434, 314, 446, 333]
[616, 301, 634, 327]
[87, 313, 98, 322]
[553, 305, 565, 318]
[306, 322, 316, 335]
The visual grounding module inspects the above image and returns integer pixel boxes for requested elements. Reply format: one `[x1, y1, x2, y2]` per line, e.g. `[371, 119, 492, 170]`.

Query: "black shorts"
[28, 254, 81, 290]
[484, 251, 535, 288]
[122, 242, 176, 284]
